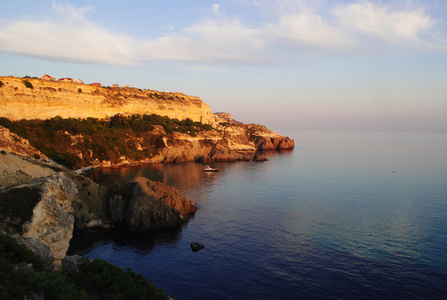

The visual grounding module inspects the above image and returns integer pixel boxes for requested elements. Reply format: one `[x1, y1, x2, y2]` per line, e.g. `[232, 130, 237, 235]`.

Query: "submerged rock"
[109, 177, 197, 232]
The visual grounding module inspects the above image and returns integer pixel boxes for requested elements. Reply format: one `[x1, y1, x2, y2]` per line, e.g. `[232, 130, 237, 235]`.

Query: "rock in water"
[190, 242, 205, 252]
[109, 177, 197, 232]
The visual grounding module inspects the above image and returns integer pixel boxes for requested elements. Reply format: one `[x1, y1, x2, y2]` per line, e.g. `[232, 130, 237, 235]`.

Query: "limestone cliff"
[0, 76, 294, 168]
[0, 174, 76, 264]
[0, 76, 217, 124]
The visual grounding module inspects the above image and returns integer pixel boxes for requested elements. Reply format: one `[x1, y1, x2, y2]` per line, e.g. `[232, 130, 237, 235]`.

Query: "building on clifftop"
[58, 78, 73, 82]
[41, 74, 55, 81]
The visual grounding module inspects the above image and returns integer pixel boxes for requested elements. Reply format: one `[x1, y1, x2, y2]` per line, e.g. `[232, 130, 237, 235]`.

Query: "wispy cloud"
[333, 1, 437, 48]
[0, 1, 445, 66]
[212, 4, 220, 14]
[0, 2, 135, 65]
[51, 1, 93, 23]
[138, 17, 268, 64]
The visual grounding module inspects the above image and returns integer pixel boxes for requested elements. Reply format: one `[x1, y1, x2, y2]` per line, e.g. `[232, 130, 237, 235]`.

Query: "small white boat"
[204, 165, 218, 172]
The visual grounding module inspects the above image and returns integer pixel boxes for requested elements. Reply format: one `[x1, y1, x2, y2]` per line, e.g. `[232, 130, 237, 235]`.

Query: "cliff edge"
[0, 76, 294, 169]
[0, 76, 217, 125]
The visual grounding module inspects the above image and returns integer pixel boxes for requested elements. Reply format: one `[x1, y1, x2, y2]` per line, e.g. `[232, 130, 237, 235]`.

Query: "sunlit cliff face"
[0, 76, 217, 125]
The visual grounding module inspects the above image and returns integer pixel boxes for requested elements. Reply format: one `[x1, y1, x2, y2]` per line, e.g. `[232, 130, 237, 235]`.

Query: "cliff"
[1, 75, 294, 173]
[0, 76, 217, 125]
[0, 174, 76, 265]
[0, 76, 294, 296]
[109, 177, 197, 232]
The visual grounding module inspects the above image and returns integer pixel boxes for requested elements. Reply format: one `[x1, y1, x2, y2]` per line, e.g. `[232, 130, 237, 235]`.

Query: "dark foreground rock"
[0, 172, 111, 265]
[109, 177, 197, 232]
[0, 174, 76, 264]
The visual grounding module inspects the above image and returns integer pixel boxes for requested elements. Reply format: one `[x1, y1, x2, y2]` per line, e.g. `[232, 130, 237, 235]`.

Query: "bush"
[0, 232, 45, 271]
[1, 113, 216, 168]
[74, 259, 168, 300]
[0, 80, 3, 87]
[0, 232, 169, 300]
[23, 79, 34, 89]
[78, 88, 82, 93]
[0, 232, 86, 300]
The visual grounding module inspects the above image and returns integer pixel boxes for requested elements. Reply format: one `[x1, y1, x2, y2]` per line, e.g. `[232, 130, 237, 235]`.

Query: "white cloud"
[333, 2, 435, 47]
[129, 17, 269, 64]
[0, 1, 445, 66]
[212, 4, 220, 14]
[269, 9, 359, 53]
[51, 1, 93, 23]
[0, 19, 136, 65]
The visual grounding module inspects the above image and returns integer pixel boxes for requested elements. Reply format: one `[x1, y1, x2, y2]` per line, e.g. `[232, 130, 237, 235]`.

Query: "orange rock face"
[109, 177, 197, 232]
[0, 76, 217, 125]
[255, 137, 295, 150]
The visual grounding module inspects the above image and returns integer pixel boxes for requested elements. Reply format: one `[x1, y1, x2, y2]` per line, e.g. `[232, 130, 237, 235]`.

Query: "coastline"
[0, 75, 294, 299]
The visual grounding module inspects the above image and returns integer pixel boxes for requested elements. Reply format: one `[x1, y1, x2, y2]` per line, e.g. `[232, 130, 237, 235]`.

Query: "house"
[112, 84, 119, 88]
[58, 78, 73, 82]
[73, 79, 83, 84]
[41, 74, 55, 81]
[92, 82, 101, 87]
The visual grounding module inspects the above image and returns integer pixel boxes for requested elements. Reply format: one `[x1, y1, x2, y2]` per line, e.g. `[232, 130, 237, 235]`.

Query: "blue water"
[68, 131, 447, 299]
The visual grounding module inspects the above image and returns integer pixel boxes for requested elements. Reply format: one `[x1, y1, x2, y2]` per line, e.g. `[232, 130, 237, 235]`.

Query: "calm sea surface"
[68, 131, 447, 299]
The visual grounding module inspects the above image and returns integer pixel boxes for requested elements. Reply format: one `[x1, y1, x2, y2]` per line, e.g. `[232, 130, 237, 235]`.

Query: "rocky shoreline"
[0, 117, 294, 264]
[0, 76, 294, 297]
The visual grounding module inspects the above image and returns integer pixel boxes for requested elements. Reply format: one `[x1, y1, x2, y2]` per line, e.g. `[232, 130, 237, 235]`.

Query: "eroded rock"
[109, 177, 197, 232]
[0, 173, 77, 261]
[255, 136, 295, 150]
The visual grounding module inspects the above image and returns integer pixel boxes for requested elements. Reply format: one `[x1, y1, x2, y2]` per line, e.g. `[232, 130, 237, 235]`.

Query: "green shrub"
[0, 232, 169, 300]
[1, 113, 216, 168]
[0, 232, 45, 271]
[23, 79, 34, 89]
[0, 80, 3, 87]
[74, 259, 168, 300]
[78, 88, 82, 93]
[0, 232, 86, 300]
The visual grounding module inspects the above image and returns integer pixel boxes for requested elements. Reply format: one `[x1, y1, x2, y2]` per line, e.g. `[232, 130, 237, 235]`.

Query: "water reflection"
[68, 131, 447, 299]
[68, 224, 185, 256]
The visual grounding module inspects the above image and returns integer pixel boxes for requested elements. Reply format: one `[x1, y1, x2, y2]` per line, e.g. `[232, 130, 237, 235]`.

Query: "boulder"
[277, 137, 295, 150]
[12, 234, 56, 269]
[61, 255, 85, 275]
[190, 242, 205, 252]
[203, 148, 254, 162]
[109, 177, 197, 232]
[253, 155, 268, 162]
[67, 172, 110, 229]
[0, 173, 77, 262]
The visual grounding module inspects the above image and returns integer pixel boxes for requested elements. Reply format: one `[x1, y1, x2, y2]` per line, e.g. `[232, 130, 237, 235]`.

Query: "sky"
[1, 0, 447, 132]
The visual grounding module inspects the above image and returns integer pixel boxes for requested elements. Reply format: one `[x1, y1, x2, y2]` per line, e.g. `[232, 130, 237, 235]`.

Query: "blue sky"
[1, 0, 447, 132]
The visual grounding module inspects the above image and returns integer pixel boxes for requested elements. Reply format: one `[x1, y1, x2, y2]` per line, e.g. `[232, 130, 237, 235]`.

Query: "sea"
[67, 130, 447, 299]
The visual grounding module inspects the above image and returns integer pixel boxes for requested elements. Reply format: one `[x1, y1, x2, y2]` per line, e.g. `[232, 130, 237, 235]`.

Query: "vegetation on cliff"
[0, 114, 213, 169]
[0, 232, 169, 300]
